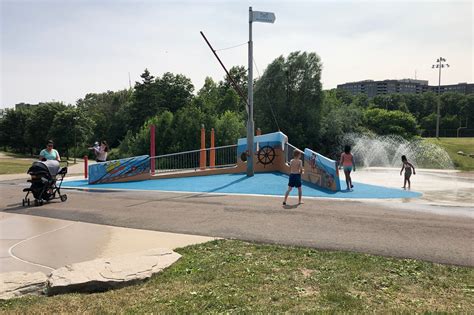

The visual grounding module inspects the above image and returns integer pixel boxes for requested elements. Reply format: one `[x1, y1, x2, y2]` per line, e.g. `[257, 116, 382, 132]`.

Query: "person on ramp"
[283, 150, 304, 205]
[339, 145, 355, 191]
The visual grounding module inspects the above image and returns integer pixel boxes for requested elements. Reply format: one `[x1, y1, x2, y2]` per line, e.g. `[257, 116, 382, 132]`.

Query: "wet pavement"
[0, 212, 215, 274]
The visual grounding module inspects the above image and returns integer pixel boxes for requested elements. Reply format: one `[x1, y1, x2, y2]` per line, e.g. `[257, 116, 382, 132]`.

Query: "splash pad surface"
[63, 172, 421, 199]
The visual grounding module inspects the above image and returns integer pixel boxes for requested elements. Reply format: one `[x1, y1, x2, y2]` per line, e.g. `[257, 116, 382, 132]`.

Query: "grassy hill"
[425, 138, 474, 171]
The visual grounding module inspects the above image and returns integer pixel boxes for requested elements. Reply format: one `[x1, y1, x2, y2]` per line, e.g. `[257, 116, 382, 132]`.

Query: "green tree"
[319, 90, 365, 157]
[125, 70, 194, 133]
[254, 51, 323, 149]
[126, 69, 157, 132]
[420, 113, 437, 132]
[463, 95, 474, 128]
[217, 89, 240, 114]
[155, 72, 194, 112]
[215, 111, 246, 146]
[77, 89, 133, 147]
[171, 105, 205, 152]
[0, 107, 32, 153]
[196, 77, 220, 114]
[24, 102, 67, 155]
[218, 66, 248, 114]
[365, 108, 418, 138]
[48, 108, 95, 158]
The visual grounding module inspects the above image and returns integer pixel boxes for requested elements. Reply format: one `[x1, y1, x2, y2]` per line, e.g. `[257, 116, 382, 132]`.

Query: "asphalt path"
[1, 180, 473, 266]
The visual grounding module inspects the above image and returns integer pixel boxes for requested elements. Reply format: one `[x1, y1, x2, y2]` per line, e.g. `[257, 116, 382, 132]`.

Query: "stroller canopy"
[29, 160, 60, 177]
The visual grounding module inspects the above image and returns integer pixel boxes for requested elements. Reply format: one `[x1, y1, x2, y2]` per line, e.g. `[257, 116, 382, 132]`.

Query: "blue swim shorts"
[288, 173, 302, 188]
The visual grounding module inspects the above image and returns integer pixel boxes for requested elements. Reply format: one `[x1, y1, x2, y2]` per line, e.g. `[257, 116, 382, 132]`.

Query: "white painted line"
[61, 185, 421, 201]
[8, 222, 76, 271]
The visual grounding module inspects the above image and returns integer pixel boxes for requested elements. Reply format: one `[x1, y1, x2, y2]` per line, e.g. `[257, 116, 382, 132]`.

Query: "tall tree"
[77, 89, 132, 146]
[155, 72, 194, 112]
[24, 102, 67, 155]
[0, 107, 32, 153]
[127, 69, 157, 132]
[254, 51, 323, 149]
[48, 107, 95, 158]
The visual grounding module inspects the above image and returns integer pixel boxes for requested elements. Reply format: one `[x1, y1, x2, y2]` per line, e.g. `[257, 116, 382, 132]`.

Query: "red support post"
[84, 155, 88, 179]
[150, 124, 156, 175]
[210, 128, 215, 169]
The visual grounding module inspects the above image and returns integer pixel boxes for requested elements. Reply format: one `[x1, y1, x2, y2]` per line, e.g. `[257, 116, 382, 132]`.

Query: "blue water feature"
[63, 172, 422, 199]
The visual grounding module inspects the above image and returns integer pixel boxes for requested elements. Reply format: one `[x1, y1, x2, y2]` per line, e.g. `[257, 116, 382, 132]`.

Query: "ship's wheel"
[257, 145, 276, 166]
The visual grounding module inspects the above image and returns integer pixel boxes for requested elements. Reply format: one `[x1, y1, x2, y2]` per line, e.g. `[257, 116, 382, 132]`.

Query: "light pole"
[73, 116, 79, 163]
[432, 57, 449, 138]
[247, 7, 275, 176]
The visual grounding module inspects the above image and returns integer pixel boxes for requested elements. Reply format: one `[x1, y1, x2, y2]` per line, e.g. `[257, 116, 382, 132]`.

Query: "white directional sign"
[252, 11, 276, 23]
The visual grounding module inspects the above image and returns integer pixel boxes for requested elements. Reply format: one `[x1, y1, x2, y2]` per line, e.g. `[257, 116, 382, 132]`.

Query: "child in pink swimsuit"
[339, 145, 355, 191]
[400, 155, 416, 190]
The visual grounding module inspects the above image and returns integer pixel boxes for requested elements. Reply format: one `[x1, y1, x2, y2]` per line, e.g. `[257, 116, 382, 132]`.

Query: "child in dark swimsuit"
[283, 150, 304, 205]
[400, 155, 416, 190]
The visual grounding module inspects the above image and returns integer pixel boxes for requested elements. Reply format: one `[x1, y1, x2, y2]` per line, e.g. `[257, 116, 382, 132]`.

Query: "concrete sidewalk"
[0, 212, 215, 275]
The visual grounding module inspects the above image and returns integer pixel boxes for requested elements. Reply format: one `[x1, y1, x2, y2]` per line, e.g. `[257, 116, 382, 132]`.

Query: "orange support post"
[200, 125, 206, 170]
[84, 155, 88, 179]
[210, 128, 215, 168]
[256, 128, 262, 136]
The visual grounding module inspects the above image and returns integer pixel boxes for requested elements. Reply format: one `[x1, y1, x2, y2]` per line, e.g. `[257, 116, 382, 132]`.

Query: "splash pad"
[64, 131, 423, 200]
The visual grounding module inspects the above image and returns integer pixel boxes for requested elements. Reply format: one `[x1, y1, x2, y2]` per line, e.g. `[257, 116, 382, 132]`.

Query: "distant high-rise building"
[428, 82, 474, 94]
[337, 79, 473, 97]
[14, 102, 38, 110]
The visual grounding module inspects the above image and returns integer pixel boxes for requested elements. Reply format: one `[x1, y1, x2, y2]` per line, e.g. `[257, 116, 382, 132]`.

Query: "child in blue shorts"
[283, 150, 304, 205]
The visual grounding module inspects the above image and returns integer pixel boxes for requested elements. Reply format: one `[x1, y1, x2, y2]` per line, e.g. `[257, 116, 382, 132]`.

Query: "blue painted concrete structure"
[237, 131, 288, 156]
[88, 155, 150, 184]
[65, 172, 421, 199]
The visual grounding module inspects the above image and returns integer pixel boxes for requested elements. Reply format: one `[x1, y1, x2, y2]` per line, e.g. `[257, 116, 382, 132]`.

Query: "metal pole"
[150, 124, 155, 175]
[247, 6, 254, 177]
[436, 58, 441, 139]
[73, 117, 77, 164]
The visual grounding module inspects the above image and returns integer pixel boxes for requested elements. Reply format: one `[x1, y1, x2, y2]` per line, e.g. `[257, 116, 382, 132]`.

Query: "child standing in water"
[339, 145, 355, 191]
[283, 150, 304, 205]
[400, 155, 416, 189]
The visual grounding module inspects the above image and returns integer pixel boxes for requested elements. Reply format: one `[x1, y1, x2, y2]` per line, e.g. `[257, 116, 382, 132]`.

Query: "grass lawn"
[426, 137, 474, 171]
[1, 240, 472, 313]
[0, 158, 35, 174]
[0, 151, 77, 174]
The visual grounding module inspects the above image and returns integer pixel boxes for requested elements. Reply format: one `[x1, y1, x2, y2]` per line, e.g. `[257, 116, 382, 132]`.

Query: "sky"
[0, 0, 473, 108]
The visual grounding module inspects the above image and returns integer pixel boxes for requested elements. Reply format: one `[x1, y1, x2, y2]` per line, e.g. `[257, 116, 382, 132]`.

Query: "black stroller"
[22, 160, 68, 206]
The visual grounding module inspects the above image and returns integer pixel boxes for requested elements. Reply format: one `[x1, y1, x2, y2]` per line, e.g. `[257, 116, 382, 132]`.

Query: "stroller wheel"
[34, 200, 39, 207]
[60, 195, 67, 202]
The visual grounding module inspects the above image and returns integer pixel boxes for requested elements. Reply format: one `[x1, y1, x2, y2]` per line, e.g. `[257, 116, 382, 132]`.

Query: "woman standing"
[95, 140, 109, 162]
[39, 140, 61, 161]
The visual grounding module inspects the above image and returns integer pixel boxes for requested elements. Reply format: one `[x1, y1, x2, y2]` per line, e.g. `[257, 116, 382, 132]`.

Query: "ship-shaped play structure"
[88, 131, 341, 192]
